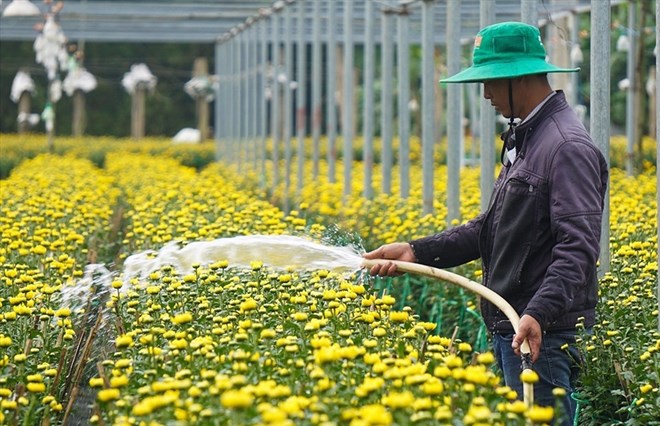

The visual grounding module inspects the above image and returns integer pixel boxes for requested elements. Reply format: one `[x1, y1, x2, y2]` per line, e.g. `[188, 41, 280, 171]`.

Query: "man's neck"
[519, 90, 556, 126]
[516, 77, 554, 120]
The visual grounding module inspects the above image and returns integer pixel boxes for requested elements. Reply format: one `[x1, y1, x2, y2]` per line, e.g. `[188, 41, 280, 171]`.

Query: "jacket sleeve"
[409, 214, 484, 269]
[523, 140, 607, 328]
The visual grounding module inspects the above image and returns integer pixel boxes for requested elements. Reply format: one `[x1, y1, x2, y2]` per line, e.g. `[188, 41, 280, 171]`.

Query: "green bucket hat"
[441, 21, 579, 83]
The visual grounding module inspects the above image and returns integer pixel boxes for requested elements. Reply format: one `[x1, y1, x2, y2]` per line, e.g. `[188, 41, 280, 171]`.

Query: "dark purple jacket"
[410, 91, 608, 333]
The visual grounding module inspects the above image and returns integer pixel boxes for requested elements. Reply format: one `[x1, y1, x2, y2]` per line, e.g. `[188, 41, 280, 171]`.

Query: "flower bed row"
[2, 153, 560, 425]
[1, 132, 659, 423]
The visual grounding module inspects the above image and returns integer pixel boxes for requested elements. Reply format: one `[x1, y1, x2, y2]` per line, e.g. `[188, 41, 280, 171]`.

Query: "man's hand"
[362, 242, 416, 277]
[512, 314, 542, 363]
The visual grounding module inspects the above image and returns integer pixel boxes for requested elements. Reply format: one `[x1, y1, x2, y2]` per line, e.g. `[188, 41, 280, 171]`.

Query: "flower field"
[0, 134, 659, 425]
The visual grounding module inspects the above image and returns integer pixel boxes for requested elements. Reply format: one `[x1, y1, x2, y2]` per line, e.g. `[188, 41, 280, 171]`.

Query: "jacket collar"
[502, 90, 569, 157]
[515, 90, 568, 136]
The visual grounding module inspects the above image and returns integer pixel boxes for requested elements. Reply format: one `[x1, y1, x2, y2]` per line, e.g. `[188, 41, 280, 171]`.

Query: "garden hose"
[361, 259, 535, 408]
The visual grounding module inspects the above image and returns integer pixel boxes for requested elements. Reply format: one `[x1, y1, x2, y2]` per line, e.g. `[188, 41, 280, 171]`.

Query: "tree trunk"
[546, 13, 571, 97]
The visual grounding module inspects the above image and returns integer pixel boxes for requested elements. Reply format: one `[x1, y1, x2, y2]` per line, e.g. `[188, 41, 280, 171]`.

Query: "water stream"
[64, 235, 366, 306]
[121, 234, 365, 280]
[58, 234, 368, 338]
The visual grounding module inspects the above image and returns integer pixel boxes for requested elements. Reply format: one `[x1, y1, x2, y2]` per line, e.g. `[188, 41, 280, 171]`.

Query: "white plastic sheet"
[33, 15, 68, 80]
[184, 75, 218, 102]
[10, 70, 35, 103]
[121, 63, 157, 94]
[63, 68, 97, 96]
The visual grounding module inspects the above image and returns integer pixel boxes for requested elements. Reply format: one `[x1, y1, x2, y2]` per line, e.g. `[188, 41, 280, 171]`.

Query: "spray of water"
[59, 263, 113, 313]
[61, 234, 368, 308]
[54, 234, 370, 403]
[121, 234, 365, 281]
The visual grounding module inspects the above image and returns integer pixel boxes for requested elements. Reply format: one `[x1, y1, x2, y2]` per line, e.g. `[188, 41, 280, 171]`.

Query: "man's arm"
[409, 214, 485, 269]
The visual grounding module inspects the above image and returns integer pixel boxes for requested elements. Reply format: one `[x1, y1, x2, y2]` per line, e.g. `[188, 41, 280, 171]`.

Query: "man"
[364, 21, 608, 425]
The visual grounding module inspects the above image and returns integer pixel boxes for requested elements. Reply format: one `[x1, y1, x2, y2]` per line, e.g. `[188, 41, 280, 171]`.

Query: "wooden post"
[17, 91, 31, 134]
[193, 57, 210, 141]
[546, 13, 571, 96]
[72, 89, 86, 137]
[131, 85, 146, 139]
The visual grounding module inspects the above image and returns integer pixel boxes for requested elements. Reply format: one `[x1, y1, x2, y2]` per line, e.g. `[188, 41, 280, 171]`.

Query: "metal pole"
[591, 0, 610, 276]
[225, 40, 232, 161]
[242, 30, 250, 166]
[244, 29, 251, 165]
[625, 1, 637, 176]
[284, 4, 294, 211]
[363, 0, 375, 200]
[229, 38, 236, 165]
[467, 82, 479, 166]
[243, 30, 250, 166]
[272, 10, 282, 194]
[569, 11, 580, 108]
[253, 21, 261, 170]
[656, 0, 660, 332]
[237, 32, 244, 172]
[260, 17, 269, 188]
[381, 8, 395, 195]
[296, 0, 307, 194]
[244, 29, 251, 168]
[446, 0, 461, 224]
[521, 0, 538, 25]
[327, 0, 338, 183]
[242, 31, 249, 169]
[397, 7, 411, 199]
[342, 0, 354, 198]
[214, 39, 223, 161]
[480, 0, 495, 212]
[311, 0, 322, 179]
[250, 23, 258, 170]
[421, 0, 435, 215]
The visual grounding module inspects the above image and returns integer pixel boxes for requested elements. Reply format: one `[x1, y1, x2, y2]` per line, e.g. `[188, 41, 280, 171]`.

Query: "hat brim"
[440, 59, 579, 83]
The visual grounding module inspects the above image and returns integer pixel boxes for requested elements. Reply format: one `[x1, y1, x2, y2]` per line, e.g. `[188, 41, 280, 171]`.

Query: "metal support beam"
[283, 5, 293, 211]
[251, 22, 259, 170]
[229, 39, 236, 164]
[590, 0, 610, 276]
[214, 40, 223, 161]
[381, 8, 394, 195]
[479, 0, 496, 212]
[625, 0, 637, 176]
[342, 0, 355, 199]
[311, 0, 321, 179]
[327, 0, 338, 183]
[259, 17, 269, 187]
[421, 0, 435, 215]
[446, 0, 461, 224]
[296, 0, 307, 194]
[397, 7, 411, 199]
[568, 10, 581, 108]
[656, 0, 660, 332]
[362, 0, 375, 200]
[271, 10, 281, 193]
